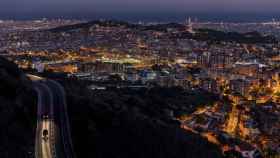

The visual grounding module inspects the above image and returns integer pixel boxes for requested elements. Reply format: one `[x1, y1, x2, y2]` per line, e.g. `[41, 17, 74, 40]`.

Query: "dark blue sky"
[1, 0, 280, 21]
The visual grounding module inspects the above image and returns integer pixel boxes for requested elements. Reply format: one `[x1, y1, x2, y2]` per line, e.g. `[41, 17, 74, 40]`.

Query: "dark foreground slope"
[62, 79, 224, 158]
[0, 57, 37, 158]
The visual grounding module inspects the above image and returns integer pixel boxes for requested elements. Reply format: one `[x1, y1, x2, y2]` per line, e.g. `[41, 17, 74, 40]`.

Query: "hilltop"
[48, 20, 277, 44]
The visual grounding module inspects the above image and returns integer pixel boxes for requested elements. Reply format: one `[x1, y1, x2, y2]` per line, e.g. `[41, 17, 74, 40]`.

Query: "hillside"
[0, 57, 37, 158]
[0, 48, 224, 158]
[47, 20, 277, 44]
[62, 79, 224, 158]
[48, 20, 140, 32]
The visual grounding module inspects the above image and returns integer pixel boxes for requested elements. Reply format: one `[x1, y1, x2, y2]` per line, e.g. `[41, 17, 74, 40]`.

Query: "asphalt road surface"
[31, 75, 75, 158]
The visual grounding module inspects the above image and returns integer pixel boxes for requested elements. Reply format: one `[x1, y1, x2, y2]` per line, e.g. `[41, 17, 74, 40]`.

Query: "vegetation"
[49, 20, 277, 44]
[0, 56, 224, 158]
[62, 79, 223, 158]
[0, 57, 37, 158]
[193, 29, 277, 44]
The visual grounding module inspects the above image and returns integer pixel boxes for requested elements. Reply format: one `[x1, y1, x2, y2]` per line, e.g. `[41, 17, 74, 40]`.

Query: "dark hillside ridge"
[0, 56, 37, 158]
[62, 79, 224, 158]
[48, 20, 277, 44]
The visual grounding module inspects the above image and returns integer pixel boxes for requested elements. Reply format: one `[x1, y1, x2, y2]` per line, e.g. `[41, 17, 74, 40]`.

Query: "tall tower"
[272, 18, 276, 26]
[185, 17, 194, 33]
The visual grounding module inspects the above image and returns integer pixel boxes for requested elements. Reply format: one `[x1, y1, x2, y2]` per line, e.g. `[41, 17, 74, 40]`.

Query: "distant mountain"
[193, 29, 277, 43]
[48, 20, 277, 44]
[0, 56, 37, 158]
[48, 20, 185, 33]
[48, 20, 140, 32]
[143, 22, 186, 32]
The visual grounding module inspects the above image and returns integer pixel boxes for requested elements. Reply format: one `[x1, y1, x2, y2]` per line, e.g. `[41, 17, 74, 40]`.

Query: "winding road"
[30, 75, 75, 158]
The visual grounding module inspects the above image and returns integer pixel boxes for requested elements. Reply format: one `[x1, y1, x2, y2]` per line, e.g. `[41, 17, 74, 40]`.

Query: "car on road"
[42, 129, 49, 141]
[42, 114, 49, 120]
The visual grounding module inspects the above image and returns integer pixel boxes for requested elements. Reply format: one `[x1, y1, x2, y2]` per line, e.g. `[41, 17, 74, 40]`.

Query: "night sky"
[0, 0, 280, 20]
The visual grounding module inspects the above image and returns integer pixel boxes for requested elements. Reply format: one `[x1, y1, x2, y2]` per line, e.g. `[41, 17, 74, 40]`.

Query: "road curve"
[46, 80, 76, 158]
[34, 83, 54, 158]
[32, 76, 75, 158]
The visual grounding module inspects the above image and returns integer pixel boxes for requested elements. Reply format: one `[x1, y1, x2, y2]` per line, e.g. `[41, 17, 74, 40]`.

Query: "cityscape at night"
[1, 0, 280, 158]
